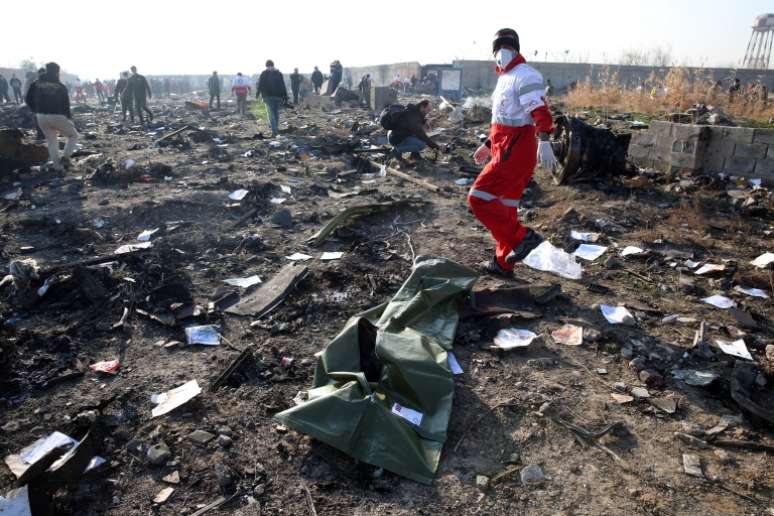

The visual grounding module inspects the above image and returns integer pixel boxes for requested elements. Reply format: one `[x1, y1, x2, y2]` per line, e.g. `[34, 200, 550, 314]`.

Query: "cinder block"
[704, 153, 725, 173]
[649, 121, 673, 138]
[710, 126, 754, 144]
[753, 129, 774, 145]
[672, 123, 709, 141]
[725, 156, 756, 175]
[672, 140, 697, 154]
[628, 144, 651, 161]
[734, 142, 768, 159]
[754, 158, 774, 176]
[630, 131, 656, 148]
[670, 152, 701, 170]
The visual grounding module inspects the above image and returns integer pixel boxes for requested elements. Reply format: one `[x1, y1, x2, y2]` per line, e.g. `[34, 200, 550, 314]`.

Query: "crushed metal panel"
[225, 264, 308, 317]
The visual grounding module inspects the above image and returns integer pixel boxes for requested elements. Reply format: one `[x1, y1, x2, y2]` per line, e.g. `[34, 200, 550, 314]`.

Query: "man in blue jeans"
[257, 60, 288, 137]
[387, 99, 440, 166]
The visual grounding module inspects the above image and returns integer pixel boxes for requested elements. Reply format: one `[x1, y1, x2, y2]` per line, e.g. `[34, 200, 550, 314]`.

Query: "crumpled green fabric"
[275, 256, 478, 484]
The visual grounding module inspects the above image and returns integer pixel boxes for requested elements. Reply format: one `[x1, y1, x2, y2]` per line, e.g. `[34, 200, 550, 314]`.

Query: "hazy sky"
[3, 0, 771, 79]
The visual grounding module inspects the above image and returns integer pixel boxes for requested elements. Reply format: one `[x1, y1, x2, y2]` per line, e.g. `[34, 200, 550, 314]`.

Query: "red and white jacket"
[231, 75, 251, 96]
[491, 54, 553, 134]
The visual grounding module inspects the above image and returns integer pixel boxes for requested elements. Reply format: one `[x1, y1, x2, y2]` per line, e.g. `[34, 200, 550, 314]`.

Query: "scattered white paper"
[455, 178, 473, 186]
[551, 324, 583, 346]
[695, 264, 725, 276]
[20, 432, 77, 465]
[287, 253, 313, 261]
[184, 325, 221, 346]
[621, 246, 645, 257]
[716, 339, 753, 361]
[749, 178, 762, 187]
[734, 285, 769, 299]
[222, 275, 262, 288]
[391, 403, 423, 426]
[37, 277, 55, 298]
[523, 241, 583, 280]
[151, 380, 202, 418]
[570, 230, 600, 242]
[447, 352, 463, 375]
[573, 244, 608, 261]
[137, 228, 159, 242]
[321, 252, 343, 261]
[685, 260, 700, 269]
[228, 189, 249, 201]
[751, 252, 774, 268]
[493, 328, 538, 350]
[702, 295, 736, 309]
[600, 305, 635, 325]
[270, 197, 287, 205]
[114, 241, 152, 254]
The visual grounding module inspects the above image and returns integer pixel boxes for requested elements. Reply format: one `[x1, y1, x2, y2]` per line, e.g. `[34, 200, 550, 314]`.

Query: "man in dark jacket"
[126, 66, 153, 124]
[0, 75, 9, 104]
[10, 75, 23, 104]
[290, 68, 302, 105]
[358, 74, 371, 107]
[388, 99, 440, 165]
[311, 66, 323, 94]
[25, 62, 78, 170]
[327, 60, 343, 94]
[114, 71, 132, 121]
[208, 71, 221, 109]
[257, 60, 288, 137]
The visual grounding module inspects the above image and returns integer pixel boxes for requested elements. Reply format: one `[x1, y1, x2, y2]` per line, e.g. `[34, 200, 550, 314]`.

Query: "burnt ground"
[1, 95, 773, 515]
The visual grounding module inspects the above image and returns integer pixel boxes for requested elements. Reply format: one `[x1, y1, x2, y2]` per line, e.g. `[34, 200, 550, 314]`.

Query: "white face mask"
[495, 48, 516, 68]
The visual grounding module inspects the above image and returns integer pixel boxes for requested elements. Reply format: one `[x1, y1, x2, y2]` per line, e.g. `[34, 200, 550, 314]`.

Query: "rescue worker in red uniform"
[469, 28, 557, 277]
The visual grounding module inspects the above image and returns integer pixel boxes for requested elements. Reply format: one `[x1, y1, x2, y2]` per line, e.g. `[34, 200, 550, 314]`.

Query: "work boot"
[480, 256, 513, 278]
[505, 229, 544, 264]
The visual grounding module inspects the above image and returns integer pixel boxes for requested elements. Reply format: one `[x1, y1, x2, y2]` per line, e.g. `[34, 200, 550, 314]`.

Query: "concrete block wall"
[629, 121, 774, 183]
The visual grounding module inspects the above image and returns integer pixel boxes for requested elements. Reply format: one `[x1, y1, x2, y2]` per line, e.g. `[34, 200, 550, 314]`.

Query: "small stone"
[520, 464, 545, 485]
[639, 369, 665, 388]
[584, 329, 602, 342]
[628, 357, 647, 371]
[613, 381, 627, 392]
[631, 387, 650, 399]
[162, 471, 180, 484]
[147, 442, 171, 466]
[508, 452, 521, 464]
[650, 398, 677, 414]
[596, 368, 608, 375]
[766, 344, 774, 362]
[217, 435, 233, 448]
[621, 346, 634, 359]
[475, 474, 490, 491]
[153, 487, 174, 504]
[1, 421, 21, 433]
[217, 426, 233, 437]
[275, 425, 288, 434]
[610, 393, 634, 404]
[682, 453, 703, 478]
[187, 430, 216, 445]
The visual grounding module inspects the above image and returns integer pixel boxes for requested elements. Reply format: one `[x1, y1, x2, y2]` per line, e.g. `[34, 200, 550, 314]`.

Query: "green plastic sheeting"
[275, 256, 478, 484]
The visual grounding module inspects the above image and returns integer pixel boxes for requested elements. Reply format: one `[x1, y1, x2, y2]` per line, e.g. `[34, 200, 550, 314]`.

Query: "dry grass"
[563, 67, 774, 124]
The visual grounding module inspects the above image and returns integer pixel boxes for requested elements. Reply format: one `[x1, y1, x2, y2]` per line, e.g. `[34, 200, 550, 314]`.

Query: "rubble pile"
[0, 91, 773, 515]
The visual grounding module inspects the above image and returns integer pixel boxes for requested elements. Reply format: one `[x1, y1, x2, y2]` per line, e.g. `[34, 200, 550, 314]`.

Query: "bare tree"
[650, 45, 673, 67]
[620, 49, 650, 66]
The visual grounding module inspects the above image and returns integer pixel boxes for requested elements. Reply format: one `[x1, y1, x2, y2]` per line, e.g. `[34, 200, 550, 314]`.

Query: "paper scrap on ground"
[137, 228, 159, 242]
[20, 432, 77, 465]
[222, 275, 262, 288]
[321, 252, 344, 261]
[228, 189, 249, 201]
[184, 325, 221, 346]
[734, 285, 769, 299]
[571, 230, 600, 242]
[695, 264, 725, 275]
[454, 178, 473, 186]
[685, 260, 700, 269]
[287, 252, 313, 261]
[151, 380, 202, 417]
[523, 241, 583, 280]
[447, 352, 463, 375]
[89, 359, 120, 375]
[702, 295, 736, 309]
[551, 324, 583, 346]
[114, 241, 152, 254]
[751, 252, 774, 268]
[493, 328, 538, 350]
[716, 339, 753, 360]
[280, 185, 292, 194]
[621, 246, 645, 257]
[270, 197, 287, 205]
[573, 244, 608, 261]
[600, 305, 635, 325]
[391, 403, 423, 426]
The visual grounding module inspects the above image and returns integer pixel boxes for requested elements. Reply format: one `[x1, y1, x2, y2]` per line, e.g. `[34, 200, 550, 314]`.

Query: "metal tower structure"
[742, 14, 774, 69]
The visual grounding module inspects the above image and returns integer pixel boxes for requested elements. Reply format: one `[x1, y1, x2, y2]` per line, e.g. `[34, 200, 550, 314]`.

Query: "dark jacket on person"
[208, 75, 220, 94]
[311, 70, 323, 87]
[258, 69, 287, 101]
[0, 77, 8, 93]
[10, 77, 22, 90]
[389, 103, 438, 149]
[115, 78, 128, 100]
[290, 72, 301, 91]
[126, 73, 151, 101]
[25, 76, 71, 118]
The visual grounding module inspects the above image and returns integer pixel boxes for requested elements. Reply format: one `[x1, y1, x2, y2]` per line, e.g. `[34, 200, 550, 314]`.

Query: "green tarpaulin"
[275, 256, 478, 484]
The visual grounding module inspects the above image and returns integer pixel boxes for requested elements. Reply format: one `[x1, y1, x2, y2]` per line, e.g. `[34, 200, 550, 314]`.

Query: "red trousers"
[468, 124, 537, 270]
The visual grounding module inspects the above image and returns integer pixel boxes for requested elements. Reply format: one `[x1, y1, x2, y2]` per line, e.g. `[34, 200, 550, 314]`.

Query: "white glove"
[473, 144, 491, 165]
[537, 140, 557, 170]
